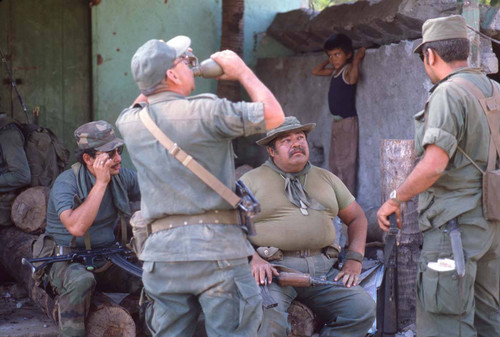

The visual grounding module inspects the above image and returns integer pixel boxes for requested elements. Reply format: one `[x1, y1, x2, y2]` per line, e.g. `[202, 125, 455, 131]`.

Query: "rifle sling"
[138, 105, 241, 208]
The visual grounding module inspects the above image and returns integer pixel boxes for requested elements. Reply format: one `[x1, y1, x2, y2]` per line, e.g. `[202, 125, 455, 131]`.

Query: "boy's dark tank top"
[328, 65, 357, 118]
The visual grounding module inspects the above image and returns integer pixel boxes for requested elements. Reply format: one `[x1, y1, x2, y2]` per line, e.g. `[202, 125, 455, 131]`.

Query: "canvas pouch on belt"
[129, 210, 151, 258]
[31, 233, 57, 285]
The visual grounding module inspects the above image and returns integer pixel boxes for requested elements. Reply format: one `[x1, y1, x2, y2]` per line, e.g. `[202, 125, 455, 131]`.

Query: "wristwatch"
[390, 189, 402, 204]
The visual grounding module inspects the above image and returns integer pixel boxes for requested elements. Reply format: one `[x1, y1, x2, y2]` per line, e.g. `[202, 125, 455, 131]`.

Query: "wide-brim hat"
[131, 35, 191, 91]
[256, 116, 316, 146]
[413, 15, 468, 54]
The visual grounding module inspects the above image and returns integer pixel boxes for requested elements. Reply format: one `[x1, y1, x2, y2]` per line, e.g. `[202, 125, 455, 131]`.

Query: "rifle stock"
[275, 272, 345, 288]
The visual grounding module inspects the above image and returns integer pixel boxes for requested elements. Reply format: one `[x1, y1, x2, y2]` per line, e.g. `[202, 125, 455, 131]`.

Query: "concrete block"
[267, 0, 458, 52]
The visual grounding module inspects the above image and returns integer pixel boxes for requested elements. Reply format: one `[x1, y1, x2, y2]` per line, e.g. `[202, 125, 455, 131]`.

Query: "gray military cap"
[131, 36, 191, 92]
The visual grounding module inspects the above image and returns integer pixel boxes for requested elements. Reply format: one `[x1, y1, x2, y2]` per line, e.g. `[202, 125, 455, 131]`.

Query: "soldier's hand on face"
[251, 253, 279, 285]
[335, 259, 362, 288]
[210, 50, 248, 81]
[93, 153, 112, 185]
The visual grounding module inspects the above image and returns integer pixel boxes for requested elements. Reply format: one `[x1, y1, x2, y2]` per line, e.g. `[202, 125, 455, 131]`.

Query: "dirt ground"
[0, 282, 59, 337]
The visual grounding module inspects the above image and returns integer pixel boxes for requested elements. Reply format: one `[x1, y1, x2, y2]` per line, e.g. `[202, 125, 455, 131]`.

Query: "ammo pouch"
[31, 233, 57, 285]
[256, 246, 283, 261]
[129, 210, 151, 258]
[482, 169, 500, 222]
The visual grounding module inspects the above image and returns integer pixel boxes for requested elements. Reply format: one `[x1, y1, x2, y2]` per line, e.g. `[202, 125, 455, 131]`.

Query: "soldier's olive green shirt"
[414, 67, 495, 231]
[241, 165, 354, 250]
[116, 91, 266, 261]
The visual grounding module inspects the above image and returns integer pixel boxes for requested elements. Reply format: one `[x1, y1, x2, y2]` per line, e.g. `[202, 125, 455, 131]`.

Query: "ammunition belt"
[282, 249, 323, 258]
[150, 209, 240, 234]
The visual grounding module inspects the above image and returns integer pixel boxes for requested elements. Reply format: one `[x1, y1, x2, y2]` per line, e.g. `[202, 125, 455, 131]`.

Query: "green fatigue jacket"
[414, 67, 496, 231]
[116, 91, 266, 262]
[241, 164, 354, 250]
[45, 165, 140, 248]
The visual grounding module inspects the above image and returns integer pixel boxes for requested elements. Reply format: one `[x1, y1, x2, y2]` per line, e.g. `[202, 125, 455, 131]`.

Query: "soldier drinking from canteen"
[116, 35, 284, 336]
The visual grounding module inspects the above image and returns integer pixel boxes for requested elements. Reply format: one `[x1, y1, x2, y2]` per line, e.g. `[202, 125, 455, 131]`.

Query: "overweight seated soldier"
[0, 112, 31, 226]
[241, 116, 376, 337]
[41, 121, 141, 337]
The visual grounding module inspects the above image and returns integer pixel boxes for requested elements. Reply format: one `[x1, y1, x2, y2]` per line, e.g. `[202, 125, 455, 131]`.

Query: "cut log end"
[11, 186, 51, 234]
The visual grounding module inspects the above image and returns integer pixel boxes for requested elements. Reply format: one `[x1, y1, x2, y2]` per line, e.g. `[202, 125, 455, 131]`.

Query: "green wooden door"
[0, 0, 91, 162]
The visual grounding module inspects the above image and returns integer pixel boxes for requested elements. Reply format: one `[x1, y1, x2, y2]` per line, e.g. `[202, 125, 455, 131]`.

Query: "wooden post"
[462, 0, 480, 68]
[379, 139, 422, 330]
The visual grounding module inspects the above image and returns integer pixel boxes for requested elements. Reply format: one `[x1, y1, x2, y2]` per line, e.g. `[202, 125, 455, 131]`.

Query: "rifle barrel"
[0, 47, 30, 123]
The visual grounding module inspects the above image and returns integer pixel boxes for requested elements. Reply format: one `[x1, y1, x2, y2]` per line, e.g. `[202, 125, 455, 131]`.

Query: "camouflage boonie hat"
[74, 120, 124, 151]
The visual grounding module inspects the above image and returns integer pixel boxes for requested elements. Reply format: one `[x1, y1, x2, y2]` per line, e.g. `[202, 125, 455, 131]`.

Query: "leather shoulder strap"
[138, 106, 241, 208]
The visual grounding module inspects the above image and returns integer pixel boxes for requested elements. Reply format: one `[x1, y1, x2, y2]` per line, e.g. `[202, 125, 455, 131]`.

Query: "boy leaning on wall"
[312, 33, 365, 197]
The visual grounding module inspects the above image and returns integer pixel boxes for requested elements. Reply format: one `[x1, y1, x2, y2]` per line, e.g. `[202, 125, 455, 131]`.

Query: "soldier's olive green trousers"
[48, 261, 141, 337]
[142, 258, 262, 337]
[416, 221, 500, 337]
[261, 254, 376, 337]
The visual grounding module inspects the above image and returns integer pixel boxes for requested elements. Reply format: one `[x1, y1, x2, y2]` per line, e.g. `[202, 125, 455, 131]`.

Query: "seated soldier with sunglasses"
[42, 120, 141, 337]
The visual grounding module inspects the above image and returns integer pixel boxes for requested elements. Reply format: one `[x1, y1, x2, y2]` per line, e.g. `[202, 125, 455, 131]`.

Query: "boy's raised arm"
[312, 59, 334, 76]
[346, 47, 366, 84]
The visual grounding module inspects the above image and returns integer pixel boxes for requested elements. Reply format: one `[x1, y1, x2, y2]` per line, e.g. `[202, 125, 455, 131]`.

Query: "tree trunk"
[0, 227, 137, 337]
[217, 0, 244, 102]
[287, 301, 321, 337]
[379, 139, 422, 330]
[11, 186, 50, 234]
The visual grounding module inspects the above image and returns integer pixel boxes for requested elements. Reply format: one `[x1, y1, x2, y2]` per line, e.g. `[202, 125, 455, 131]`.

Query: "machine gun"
[235, 179, 260, 236]
[22, 242, 142, 278]
[259, 271, 345, 309]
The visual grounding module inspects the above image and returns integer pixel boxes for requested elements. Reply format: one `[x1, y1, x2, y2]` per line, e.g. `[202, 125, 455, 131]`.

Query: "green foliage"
[311, 0, 499, 11]
[309, 0, 357, 11]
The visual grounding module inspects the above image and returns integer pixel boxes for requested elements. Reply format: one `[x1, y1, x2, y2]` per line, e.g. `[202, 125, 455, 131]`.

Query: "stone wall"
[255, 40, 431, 210]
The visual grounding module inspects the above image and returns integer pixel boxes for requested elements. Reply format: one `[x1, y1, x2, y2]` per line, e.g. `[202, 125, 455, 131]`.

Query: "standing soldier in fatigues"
[377, 15, 500, 337]
[116, 36, 284, 336]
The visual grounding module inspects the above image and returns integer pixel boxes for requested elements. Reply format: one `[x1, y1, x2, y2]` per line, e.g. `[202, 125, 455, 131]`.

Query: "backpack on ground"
[1, 118, 70, 188]
[19, 123, 70, 187]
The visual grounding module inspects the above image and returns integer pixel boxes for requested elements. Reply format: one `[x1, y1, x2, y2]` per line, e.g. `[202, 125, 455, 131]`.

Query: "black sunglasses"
[106, 145, 123, 159]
